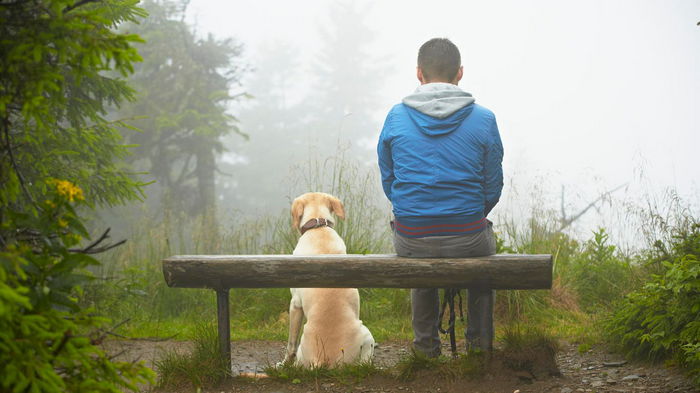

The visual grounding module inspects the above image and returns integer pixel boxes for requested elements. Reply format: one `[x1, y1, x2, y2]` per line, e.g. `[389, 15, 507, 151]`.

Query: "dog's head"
[291, 192, 345, 232]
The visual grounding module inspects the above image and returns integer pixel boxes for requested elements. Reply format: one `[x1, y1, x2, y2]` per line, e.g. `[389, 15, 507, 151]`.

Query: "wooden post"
[215, 288, 231, 373]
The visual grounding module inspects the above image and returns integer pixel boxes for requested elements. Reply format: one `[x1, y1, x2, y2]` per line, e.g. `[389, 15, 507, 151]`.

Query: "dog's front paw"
[278, 353, 296, 367]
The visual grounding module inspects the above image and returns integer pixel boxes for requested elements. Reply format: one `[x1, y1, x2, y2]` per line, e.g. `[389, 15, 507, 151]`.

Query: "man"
[377, 38, 503, 357]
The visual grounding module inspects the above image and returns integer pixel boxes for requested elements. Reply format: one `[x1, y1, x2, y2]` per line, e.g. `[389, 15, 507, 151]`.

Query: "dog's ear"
[291, 196, 305, 232]
[328, 195, 345, 220]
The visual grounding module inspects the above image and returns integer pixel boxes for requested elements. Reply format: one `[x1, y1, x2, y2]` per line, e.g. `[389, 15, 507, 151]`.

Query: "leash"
[438, 288, 464, 357]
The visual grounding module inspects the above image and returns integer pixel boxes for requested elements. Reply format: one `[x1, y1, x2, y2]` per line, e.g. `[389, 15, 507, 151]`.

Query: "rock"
[591, 380, 605, 388]
[603, 361, 628, 367]
[560, 388, 573, 393]
[622, 374, 641, 381]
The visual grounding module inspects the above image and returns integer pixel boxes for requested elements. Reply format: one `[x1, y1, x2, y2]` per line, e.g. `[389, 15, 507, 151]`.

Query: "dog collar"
[300, 218, 334, 235]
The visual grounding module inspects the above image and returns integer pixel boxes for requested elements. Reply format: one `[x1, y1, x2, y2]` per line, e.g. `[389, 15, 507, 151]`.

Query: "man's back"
[377, 83, 503, 237]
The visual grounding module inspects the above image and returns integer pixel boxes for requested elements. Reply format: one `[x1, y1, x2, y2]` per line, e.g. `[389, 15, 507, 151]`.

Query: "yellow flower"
[49, 179, 84, 202]
[58, 218, 68, 228]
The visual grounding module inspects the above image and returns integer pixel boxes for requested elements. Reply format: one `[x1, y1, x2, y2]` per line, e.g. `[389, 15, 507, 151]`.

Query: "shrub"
[1, 0, 156, 390]
[0, 182, 154, 392]
[606, 222, 700, 387]
[565, 228, 637, 311]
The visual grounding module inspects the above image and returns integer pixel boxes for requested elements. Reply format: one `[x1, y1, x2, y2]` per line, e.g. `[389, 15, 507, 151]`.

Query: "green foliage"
[606, 223, 700, 386]
[0, 183, 154, 392]
[564, 228, 637, 311]
[0, 0, 147, 209]
[155, 322, 229, 388]
[1, 0, 156, 391]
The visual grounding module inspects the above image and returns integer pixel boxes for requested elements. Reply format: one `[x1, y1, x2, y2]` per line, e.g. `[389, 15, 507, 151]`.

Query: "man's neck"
[421, 80, 457, 85]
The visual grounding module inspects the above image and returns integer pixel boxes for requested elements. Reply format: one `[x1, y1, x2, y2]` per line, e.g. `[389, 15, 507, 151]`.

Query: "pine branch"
[3, 117, 40, 210]
[63, 0, 100, 13]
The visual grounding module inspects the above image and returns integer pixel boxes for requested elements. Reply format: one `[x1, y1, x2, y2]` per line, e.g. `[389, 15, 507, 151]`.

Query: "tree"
[219, 2, 390, 213]
[1, 0, 154, 390]
[220, 40, 308, 212]
[308, 1, 388, 160]
[116, 0, 247, 216]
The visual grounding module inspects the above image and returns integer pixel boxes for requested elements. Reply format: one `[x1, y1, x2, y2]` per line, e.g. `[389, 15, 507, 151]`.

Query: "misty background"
[104, 0, 699, 251]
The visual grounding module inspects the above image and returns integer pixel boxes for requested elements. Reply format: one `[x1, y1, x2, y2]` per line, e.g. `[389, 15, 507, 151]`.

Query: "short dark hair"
[417, 38, 461, 82]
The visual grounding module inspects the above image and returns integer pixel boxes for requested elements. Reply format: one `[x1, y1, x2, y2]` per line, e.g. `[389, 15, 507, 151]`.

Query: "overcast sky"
[186, 0, 699, 243]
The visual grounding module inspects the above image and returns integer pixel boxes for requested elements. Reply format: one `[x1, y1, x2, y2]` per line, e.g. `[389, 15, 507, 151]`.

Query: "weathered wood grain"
[162, 254, 552, 290]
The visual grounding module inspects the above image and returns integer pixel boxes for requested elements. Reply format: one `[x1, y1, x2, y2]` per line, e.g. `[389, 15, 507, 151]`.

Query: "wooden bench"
[162, 254, 552, 370]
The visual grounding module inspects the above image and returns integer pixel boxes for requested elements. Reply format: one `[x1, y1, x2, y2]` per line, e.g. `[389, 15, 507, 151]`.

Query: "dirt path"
[104, 339, 698, 393]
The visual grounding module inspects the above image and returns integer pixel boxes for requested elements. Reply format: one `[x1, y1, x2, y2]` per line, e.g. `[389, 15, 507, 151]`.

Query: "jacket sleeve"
[377, 112, 395, 201]
[484, 118, 504, 216]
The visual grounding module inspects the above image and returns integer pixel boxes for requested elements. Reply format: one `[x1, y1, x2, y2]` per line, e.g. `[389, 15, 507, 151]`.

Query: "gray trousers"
[393, 221, 497, 356]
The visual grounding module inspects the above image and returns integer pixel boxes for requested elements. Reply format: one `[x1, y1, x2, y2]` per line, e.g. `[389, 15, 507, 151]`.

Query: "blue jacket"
[377, 83, 503, 237]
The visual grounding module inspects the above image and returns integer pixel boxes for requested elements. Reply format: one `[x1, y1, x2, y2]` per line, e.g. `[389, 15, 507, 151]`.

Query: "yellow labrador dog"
[283, 192, 375, 367]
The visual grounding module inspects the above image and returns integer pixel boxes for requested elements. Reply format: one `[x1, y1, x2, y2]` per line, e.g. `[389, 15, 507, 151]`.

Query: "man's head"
[416, 38, 463, 85]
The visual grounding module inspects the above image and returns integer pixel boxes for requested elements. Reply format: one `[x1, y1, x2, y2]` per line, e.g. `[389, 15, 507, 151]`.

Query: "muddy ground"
[105, 339, 698, 393]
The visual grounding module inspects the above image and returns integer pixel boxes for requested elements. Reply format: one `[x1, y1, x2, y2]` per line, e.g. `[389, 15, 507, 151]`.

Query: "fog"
[184, 0, 699, 247]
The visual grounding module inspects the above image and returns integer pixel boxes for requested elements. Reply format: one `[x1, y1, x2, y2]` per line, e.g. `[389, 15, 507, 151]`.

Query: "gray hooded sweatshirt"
[402, 82, 475, 119]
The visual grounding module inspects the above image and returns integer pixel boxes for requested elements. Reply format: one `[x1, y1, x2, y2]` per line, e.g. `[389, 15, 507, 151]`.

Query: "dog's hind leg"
[284, 289, 304, 363]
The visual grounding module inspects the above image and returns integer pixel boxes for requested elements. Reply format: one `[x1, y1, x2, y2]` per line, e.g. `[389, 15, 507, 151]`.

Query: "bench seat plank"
[162, 254, 552, 290]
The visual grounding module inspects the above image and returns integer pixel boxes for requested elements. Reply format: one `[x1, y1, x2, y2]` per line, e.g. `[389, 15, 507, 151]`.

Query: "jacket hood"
[402, 83, 475, 136]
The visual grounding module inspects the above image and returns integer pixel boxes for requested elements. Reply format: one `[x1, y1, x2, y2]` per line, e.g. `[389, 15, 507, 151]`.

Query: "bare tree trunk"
[194, 147, 220, 252]
[195, 148, 216, 216]
[558, 183, 627, 232]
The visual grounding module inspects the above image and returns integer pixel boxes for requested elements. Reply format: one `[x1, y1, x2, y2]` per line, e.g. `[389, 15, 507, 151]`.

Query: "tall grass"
[85, 151, 410, 341]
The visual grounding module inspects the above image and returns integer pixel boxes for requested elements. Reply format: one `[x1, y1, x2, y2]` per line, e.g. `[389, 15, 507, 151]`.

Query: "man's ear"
[453, 66, 463, 84]
[416, 67, 426, 85]
[291, 197, 305, 232]
[328, 196, 345, 220]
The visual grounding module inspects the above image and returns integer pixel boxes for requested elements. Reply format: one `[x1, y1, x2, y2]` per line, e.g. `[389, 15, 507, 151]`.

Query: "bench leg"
[216, 288, 231, 374]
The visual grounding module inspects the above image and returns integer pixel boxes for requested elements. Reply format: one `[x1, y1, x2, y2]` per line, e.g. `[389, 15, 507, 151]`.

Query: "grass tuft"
[264, 359, 384, 385]
[499, 323, 560, 378]
[395, 350, 486, 381]
[155, 322, 230, 389]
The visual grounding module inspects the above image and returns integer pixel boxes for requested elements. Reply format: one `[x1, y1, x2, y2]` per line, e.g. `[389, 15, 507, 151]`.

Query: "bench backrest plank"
[162, 254, 552, 290]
